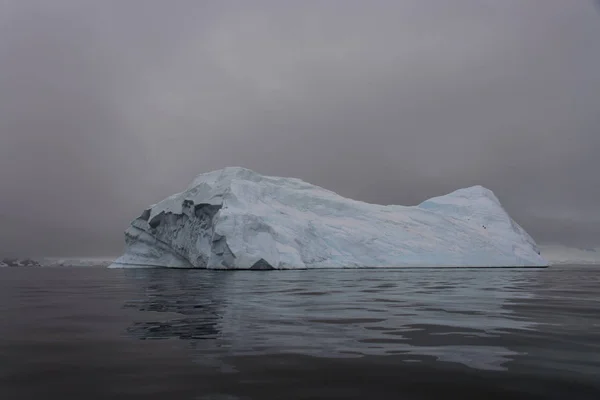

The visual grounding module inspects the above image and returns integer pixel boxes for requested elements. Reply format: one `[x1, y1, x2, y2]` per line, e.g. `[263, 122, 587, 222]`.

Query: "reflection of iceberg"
[123, 269, 229, 341]
[399, 346, 521, 371]
[111, 167, 547, 269]
[123, 268, 541, 371]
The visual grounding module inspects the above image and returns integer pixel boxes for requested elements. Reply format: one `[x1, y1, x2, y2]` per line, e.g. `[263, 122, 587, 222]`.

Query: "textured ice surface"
[110, 167, 547, 269]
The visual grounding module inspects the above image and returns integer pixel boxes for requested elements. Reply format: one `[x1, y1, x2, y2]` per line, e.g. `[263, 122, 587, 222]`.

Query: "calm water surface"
[1, 266, 599, 399]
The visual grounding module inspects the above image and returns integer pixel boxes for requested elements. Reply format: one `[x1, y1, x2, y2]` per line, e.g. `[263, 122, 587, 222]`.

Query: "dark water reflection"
[121, 267, 600, 375]
[1, 266, 599, 399]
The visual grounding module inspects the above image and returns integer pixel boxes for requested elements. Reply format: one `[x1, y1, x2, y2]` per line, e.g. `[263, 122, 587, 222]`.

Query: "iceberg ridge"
[110, 167, 547, 269]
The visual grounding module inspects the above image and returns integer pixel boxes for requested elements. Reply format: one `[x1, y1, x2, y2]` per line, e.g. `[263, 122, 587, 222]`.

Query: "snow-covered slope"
[110, 167, 547, 269]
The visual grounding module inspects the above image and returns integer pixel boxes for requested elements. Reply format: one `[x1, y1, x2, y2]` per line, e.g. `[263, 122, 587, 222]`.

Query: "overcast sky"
[1, 0, 599, 257]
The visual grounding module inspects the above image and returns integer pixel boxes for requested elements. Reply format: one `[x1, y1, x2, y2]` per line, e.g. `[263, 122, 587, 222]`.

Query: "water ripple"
[121, 267, 600, 374]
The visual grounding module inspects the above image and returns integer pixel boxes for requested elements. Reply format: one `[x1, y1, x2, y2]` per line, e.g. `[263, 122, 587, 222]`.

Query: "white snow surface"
[110, 167, 547, 269]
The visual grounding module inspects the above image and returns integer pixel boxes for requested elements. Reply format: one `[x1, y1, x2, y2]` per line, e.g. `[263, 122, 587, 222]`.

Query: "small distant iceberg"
[539, 245, 600, 265]
[41, 257, 115, 268]
[110, 167, 548, 269]
[0, 258, 41, 267]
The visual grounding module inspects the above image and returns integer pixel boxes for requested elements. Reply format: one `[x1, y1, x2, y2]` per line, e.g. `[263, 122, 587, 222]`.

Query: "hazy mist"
[1, 0, 599, 256]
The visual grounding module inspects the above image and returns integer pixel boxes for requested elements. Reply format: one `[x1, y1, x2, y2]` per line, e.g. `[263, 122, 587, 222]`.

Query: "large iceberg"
[110, 167, 547, 269]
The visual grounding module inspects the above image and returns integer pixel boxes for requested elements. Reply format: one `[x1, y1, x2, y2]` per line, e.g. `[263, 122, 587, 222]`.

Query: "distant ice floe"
[0, 258, 41, 267]
[40, 257, 115, 267]
[539, 245, 600, 265]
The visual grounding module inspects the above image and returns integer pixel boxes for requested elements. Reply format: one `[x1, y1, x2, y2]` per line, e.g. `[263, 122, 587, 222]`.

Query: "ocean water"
[1, 265, 599, 399]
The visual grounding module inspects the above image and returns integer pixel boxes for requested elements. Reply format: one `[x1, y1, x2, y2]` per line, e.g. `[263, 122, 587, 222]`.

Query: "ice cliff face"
[110, 167, 547, 269]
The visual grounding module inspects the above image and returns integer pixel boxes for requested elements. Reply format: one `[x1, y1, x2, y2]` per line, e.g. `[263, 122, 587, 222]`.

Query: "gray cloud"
[1, 0, 599, 256]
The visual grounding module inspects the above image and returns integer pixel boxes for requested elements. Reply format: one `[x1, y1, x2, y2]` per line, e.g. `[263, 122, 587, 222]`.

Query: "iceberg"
[40, 257, 115, 268]
[0, 258, 41, 267]
[539, 244, 600, 265]
[110, 167, 547, 269]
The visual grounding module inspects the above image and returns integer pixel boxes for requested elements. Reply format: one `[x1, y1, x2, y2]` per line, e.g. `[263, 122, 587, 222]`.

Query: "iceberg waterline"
[110, 167, 548, 269]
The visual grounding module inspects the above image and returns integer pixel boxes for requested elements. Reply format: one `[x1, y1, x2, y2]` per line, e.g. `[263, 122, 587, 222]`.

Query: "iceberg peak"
[110, 168, 547, 269]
